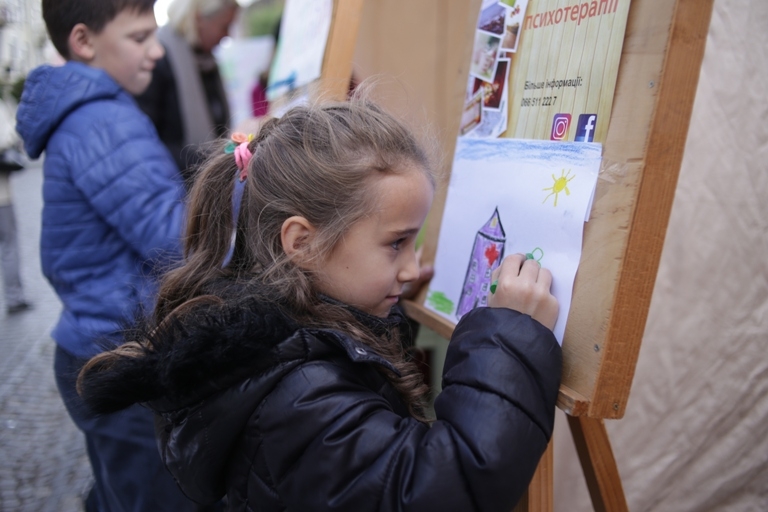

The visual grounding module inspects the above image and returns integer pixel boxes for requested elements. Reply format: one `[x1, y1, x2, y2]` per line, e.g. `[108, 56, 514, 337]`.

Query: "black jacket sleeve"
[434, 307, 562, 510]
[254, 307, 562, 512]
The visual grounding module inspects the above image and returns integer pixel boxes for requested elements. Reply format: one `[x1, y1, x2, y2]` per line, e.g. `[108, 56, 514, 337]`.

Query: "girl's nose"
[399, 250, 420, 283]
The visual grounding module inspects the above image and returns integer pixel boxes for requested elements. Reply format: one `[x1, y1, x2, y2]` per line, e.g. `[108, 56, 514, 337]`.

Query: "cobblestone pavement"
[0, 162, 92, 512]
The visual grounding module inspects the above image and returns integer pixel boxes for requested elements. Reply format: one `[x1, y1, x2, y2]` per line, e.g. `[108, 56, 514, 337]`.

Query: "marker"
[490, 253, 536, 294]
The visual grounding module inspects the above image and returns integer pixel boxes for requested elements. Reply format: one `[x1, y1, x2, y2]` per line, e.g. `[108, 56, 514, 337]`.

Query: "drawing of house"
[457, 208, 506, 318]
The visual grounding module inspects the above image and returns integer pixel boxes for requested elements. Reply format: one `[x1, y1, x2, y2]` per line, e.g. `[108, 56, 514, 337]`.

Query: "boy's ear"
[281, 216, 317, 268]
[68, 23, 96, 62]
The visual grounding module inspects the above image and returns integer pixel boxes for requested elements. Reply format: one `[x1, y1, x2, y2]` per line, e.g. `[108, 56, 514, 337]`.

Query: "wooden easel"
[395, 0, 714, 510]
[280, 0, 714, 509]
[315, 0, 365, 101]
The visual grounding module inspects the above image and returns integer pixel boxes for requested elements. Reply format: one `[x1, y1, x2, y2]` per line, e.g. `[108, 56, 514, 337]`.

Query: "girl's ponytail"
[154, 138, 250, 322]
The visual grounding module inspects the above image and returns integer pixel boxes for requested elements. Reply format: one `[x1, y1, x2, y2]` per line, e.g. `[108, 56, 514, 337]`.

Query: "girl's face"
[314, 166, 434, 317]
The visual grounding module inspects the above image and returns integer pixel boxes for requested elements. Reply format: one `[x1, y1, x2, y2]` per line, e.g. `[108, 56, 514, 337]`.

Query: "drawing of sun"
[542, 169, 574, 206]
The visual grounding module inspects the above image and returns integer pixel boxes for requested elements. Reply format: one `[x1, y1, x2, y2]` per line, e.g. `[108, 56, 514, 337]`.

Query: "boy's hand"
[487, 254, 559, 331]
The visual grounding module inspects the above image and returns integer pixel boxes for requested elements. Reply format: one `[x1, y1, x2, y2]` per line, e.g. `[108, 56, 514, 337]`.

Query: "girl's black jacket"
[81, 299, 562, 512]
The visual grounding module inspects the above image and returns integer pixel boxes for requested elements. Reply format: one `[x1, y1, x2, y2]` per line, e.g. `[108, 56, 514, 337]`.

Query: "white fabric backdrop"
[553, 0, 768, 510]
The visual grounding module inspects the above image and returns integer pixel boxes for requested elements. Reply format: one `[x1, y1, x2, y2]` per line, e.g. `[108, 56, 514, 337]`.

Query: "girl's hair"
[166, 0, 238, 46]
[88, 98, 436, 419]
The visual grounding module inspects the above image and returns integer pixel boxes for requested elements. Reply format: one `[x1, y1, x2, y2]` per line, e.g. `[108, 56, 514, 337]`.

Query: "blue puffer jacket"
[16, 62, 186, 358]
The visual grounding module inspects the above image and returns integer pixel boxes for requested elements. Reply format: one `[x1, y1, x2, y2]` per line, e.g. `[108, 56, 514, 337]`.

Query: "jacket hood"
[79, 295, 406, 415]
[79, 297, 301, 414]
[16, 62, 123, 159]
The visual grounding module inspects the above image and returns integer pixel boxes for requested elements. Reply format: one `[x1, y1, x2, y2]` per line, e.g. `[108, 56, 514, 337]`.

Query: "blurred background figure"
[0, 96, 30, 315]
[250, 19, 279, 117]
[136, 0, 239, 187]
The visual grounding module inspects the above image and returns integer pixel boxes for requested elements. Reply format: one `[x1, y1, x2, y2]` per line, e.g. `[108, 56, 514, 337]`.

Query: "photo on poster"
[464, 58, 509, 138]
[469, 31, 502, 82]
[477, 1, 507, 35]
[465, 72, 480, 101]
[500, 0, 528, 52]
[464, 99, 508, 139]
[460, 89, 484, 136]
[475, 58, 509, 110]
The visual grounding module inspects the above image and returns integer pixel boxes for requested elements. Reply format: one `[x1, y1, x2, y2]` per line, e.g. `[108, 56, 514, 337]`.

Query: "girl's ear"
[281, 216, 317, 268]
[68, 23, 96, 62]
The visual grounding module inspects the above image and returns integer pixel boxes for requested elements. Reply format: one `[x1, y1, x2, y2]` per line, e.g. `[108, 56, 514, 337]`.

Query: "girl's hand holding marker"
[489, 253, 559, 331]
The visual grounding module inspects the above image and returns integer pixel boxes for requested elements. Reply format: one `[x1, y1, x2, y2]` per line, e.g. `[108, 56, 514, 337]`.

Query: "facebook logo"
[574, 114, 597, 142]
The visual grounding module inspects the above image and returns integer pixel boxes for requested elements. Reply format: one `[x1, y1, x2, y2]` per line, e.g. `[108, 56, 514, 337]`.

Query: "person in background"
[135, 0, 239, 187]
[15, 0, 198, 510]
[0, 97, 30, 315]
[0, 172, 28, 315]
[250, 17, 279, 117]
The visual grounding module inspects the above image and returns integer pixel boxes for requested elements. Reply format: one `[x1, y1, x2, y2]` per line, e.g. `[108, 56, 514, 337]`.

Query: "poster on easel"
[427, 0, 631, 341]
[460, 0, 630, 143]
[506, 0, 630, 142]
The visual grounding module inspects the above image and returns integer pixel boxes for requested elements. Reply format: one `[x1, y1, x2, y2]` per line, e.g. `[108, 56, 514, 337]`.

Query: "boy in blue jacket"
[16, 1, 198, 510]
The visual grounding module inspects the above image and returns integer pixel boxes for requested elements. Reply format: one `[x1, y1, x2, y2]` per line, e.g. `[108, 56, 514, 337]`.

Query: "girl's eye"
[391, 238, 406, 250]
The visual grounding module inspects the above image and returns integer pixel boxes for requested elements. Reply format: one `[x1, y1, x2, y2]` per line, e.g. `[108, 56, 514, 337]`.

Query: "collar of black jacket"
[79, 294, 404, 415]
[318, 293, 407, 339]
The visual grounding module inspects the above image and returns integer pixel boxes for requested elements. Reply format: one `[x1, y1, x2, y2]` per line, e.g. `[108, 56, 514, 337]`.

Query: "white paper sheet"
[267, 0, 334, 100]
[426, 137, 602, 343]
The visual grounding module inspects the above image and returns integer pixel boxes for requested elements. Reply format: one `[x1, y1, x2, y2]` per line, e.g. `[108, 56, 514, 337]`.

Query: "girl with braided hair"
[77, 98, 562, 511]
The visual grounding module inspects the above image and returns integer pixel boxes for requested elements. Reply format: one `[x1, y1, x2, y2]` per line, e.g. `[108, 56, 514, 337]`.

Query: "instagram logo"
[550, 113, 571, 140]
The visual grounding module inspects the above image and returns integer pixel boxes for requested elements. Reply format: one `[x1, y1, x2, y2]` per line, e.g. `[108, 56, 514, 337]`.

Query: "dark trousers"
[54, 346, 200, 512]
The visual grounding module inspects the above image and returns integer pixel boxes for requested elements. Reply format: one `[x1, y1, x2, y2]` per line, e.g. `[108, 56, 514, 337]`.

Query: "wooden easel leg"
[512, 439, 554, 512]
[567, 415, 628, 512]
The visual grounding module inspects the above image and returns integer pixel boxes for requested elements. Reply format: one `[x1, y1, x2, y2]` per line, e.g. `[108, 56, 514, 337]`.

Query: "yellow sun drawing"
[542, 169, 574, 207]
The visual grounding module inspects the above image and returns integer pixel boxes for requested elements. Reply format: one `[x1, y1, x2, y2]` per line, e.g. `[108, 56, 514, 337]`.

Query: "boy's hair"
[43, 0, 157, 59]
[154, 97, 436, 418]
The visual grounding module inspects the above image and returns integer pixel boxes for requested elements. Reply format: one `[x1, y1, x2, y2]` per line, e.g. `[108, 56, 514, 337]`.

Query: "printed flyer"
[505, 0, 630, 142]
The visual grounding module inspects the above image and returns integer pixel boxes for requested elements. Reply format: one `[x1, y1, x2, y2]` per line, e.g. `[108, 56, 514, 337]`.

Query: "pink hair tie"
[222, 133, 254, 268]
[234, 142, 253, 182]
